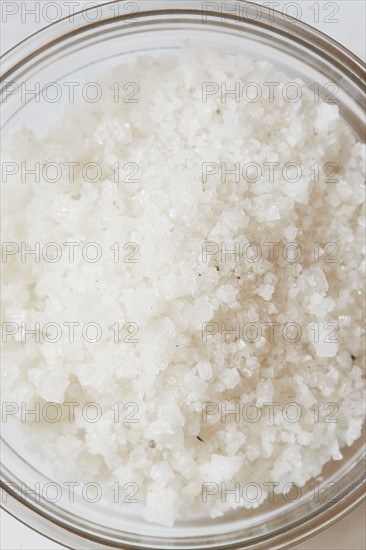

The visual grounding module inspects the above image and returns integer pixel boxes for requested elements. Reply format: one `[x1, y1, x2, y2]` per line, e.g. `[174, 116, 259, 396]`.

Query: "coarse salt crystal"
[255, 284, 274, 301]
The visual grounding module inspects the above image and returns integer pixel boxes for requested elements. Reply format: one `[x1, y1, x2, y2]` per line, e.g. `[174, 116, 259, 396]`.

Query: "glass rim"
[1, 0, 365, 85]
[1, 1, 365, 548]
[1, 453, 366, 549]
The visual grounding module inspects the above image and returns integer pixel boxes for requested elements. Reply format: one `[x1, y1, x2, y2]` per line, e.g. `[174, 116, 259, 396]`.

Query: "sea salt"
[1, 47, 365, 525]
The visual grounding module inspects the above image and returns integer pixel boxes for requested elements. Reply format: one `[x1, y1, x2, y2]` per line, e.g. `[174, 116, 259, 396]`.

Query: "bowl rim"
[1, 0, 365, 84]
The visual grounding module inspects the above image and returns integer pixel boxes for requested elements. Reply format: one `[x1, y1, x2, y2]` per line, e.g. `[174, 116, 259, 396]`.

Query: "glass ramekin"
[1, 1, 365, 549]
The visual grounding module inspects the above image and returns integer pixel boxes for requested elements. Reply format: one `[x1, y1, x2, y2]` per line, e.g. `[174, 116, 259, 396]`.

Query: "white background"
[1, 1, 365, 549]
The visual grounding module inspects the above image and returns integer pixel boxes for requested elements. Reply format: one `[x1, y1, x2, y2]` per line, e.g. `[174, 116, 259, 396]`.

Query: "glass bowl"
[1, 1, 365, 549]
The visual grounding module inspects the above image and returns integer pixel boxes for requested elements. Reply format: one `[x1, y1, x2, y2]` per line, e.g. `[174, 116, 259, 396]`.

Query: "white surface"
[1, 1, 365, 549]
